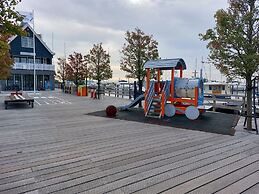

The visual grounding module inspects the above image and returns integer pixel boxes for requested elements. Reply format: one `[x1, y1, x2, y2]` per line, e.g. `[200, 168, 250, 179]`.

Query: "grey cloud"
[17, 0, 228, 80]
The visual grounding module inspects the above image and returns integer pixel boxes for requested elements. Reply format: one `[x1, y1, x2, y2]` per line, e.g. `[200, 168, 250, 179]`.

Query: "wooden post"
[145, 68, 151, 113]
[157, 69, 160, 93]
[171, 68, 175, 104]
[146, 68, 151, 91]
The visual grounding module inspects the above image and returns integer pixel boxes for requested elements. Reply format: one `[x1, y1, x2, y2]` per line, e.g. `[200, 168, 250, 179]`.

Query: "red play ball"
[106, 105, 117, 117]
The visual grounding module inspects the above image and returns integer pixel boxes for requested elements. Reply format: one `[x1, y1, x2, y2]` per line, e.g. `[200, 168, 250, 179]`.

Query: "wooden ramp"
[0, 92, 259, 194]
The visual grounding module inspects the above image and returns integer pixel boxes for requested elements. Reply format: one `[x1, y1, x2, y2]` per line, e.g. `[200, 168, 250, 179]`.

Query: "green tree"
[120, 28, 159, 106]
[200, 0, 258, 130]
[0, 0, 24, 79]
[67, 52, 85, 89]
[85, 43, 112, 99]
[56, 57, 69, 91]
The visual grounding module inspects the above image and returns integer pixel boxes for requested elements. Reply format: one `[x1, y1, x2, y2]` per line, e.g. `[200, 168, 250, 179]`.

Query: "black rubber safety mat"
[87, 108, 239, 136]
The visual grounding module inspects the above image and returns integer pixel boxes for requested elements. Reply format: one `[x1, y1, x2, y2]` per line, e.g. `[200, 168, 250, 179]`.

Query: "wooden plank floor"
[0, 90, 258, 194]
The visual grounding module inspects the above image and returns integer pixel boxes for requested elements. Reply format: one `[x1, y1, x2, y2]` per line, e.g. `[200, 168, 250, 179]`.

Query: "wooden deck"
[0, 91, 258, 194]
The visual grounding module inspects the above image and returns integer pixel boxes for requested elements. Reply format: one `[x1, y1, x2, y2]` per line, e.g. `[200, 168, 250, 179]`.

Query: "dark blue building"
[0, 23, 55, 91]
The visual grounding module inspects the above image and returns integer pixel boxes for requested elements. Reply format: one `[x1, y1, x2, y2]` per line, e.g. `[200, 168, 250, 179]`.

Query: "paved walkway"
[0, 91, 258, 194]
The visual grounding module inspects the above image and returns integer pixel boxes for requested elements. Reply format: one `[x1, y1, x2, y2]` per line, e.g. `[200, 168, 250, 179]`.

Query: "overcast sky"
[17, 0, 229, 81]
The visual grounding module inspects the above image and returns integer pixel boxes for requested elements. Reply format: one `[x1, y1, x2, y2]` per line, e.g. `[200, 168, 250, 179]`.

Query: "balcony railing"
[13, 62, 55, 71]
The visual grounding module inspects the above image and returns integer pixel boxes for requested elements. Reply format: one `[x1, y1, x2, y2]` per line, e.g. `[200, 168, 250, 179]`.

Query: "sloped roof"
[8, 23, 55, 55]
[144, 58, 186, 70]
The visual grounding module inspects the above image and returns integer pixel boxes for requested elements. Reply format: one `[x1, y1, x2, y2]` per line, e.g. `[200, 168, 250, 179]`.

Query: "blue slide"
[119, 94, 145, 111]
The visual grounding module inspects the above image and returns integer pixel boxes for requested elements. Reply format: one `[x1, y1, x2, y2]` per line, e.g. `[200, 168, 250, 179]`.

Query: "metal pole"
[33, 10, 36, 94]
[21, 74, 23, 91]
[253, 78, 258, 134]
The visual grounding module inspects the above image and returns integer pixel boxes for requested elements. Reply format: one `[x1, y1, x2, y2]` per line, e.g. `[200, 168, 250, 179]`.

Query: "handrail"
[145, 81, 155, 114]
[160, 80, 170, 117]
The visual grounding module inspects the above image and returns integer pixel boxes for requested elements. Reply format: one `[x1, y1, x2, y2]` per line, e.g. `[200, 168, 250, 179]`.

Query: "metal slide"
[118, 94, 145, 111]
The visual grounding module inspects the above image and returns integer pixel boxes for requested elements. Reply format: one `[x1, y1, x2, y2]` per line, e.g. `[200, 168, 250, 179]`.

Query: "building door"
[44, 75, 50, 90]
[14, 74, 21, 91]
[6, 75, 14, 90]
[37, 75, 44, 90]
[24, 75, 34, 91]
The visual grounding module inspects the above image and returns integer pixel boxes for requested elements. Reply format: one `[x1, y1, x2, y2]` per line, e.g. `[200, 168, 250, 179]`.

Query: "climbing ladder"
[145, 81, 171, 118]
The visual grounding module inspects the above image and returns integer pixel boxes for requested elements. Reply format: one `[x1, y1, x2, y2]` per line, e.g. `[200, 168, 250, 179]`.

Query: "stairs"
[145, 98, 162, 118]
[144, 80, 170, 119]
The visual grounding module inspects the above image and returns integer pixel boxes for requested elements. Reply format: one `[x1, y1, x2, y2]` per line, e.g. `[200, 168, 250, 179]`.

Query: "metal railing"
[13, 62, 55, 71]
[145, 81, 155, 115]
[160, 81, 171, 117]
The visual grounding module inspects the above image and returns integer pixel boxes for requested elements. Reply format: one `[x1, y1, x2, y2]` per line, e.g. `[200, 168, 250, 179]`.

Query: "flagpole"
[33, 10, 36, 94]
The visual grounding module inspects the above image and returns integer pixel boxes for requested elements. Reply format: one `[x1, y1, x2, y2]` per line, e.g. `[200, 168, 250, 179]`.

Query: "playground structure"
[119, 58, 207, 120]
[143, 58, 205, 120]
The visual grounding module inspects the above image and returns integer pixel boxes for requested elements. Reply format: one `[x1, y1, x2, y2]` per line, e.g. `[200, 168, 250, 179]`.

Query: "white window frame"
[21, 36, 33, 48]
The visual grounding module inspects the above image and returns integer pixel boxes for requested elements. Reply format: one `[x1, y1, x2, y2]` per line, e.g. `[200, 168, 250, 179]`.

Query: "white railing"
[12, 62, 55, 71]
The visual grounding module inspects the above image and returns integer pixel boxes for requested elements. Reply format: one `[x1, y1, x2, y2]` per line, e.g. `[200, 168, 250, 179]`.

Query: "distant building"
[0, 23, 55, 91]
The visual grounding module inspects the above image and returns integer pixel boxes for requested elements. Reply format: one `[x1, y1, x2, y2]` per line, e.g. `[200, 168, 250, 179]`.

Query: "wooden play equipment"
[144, 58, 206, 120]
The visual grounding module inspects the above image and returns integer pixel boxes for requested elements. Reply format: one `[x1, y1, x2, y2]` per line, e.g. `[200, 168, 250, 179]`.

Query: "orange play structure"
[144, 58, 205, 120]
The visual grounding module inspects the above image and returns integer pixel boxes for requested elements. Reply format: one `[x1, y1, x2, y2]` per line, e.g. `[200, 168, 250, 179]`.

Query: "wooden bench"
[4, 92, 34, 109]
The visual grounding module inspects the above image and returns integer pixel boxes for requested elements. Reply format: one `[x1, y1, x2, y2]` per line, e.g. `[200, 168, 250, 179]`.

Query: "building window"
[14, 57, 20, 63]
[47, 58, 51, 64]
[28, 58, 34, 64]
[42, 58, 47, 64]
[20, 57, 27, 63]
[36, 58, 41, 64]
[21, 36, 33, 48]
[209, 85, 212, 90]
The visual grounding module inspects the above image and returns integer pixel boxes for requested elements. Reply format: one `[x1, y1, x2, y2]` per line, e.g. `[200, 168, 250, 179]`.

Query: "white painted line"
[34, 100, 41, 106]
[34, 97, 39, 99]
[41, 96, 47, 99]
[54, 96, 72, 104]
[46, 98, 57, 104]
[44, 101, 50, 105]
[48, 96, 54, 99]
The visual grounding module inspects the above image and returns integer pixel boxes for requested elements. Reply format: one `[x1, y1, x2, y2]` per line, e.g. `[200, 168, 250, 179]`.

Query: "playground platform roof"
[144, 58, 187, 70]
